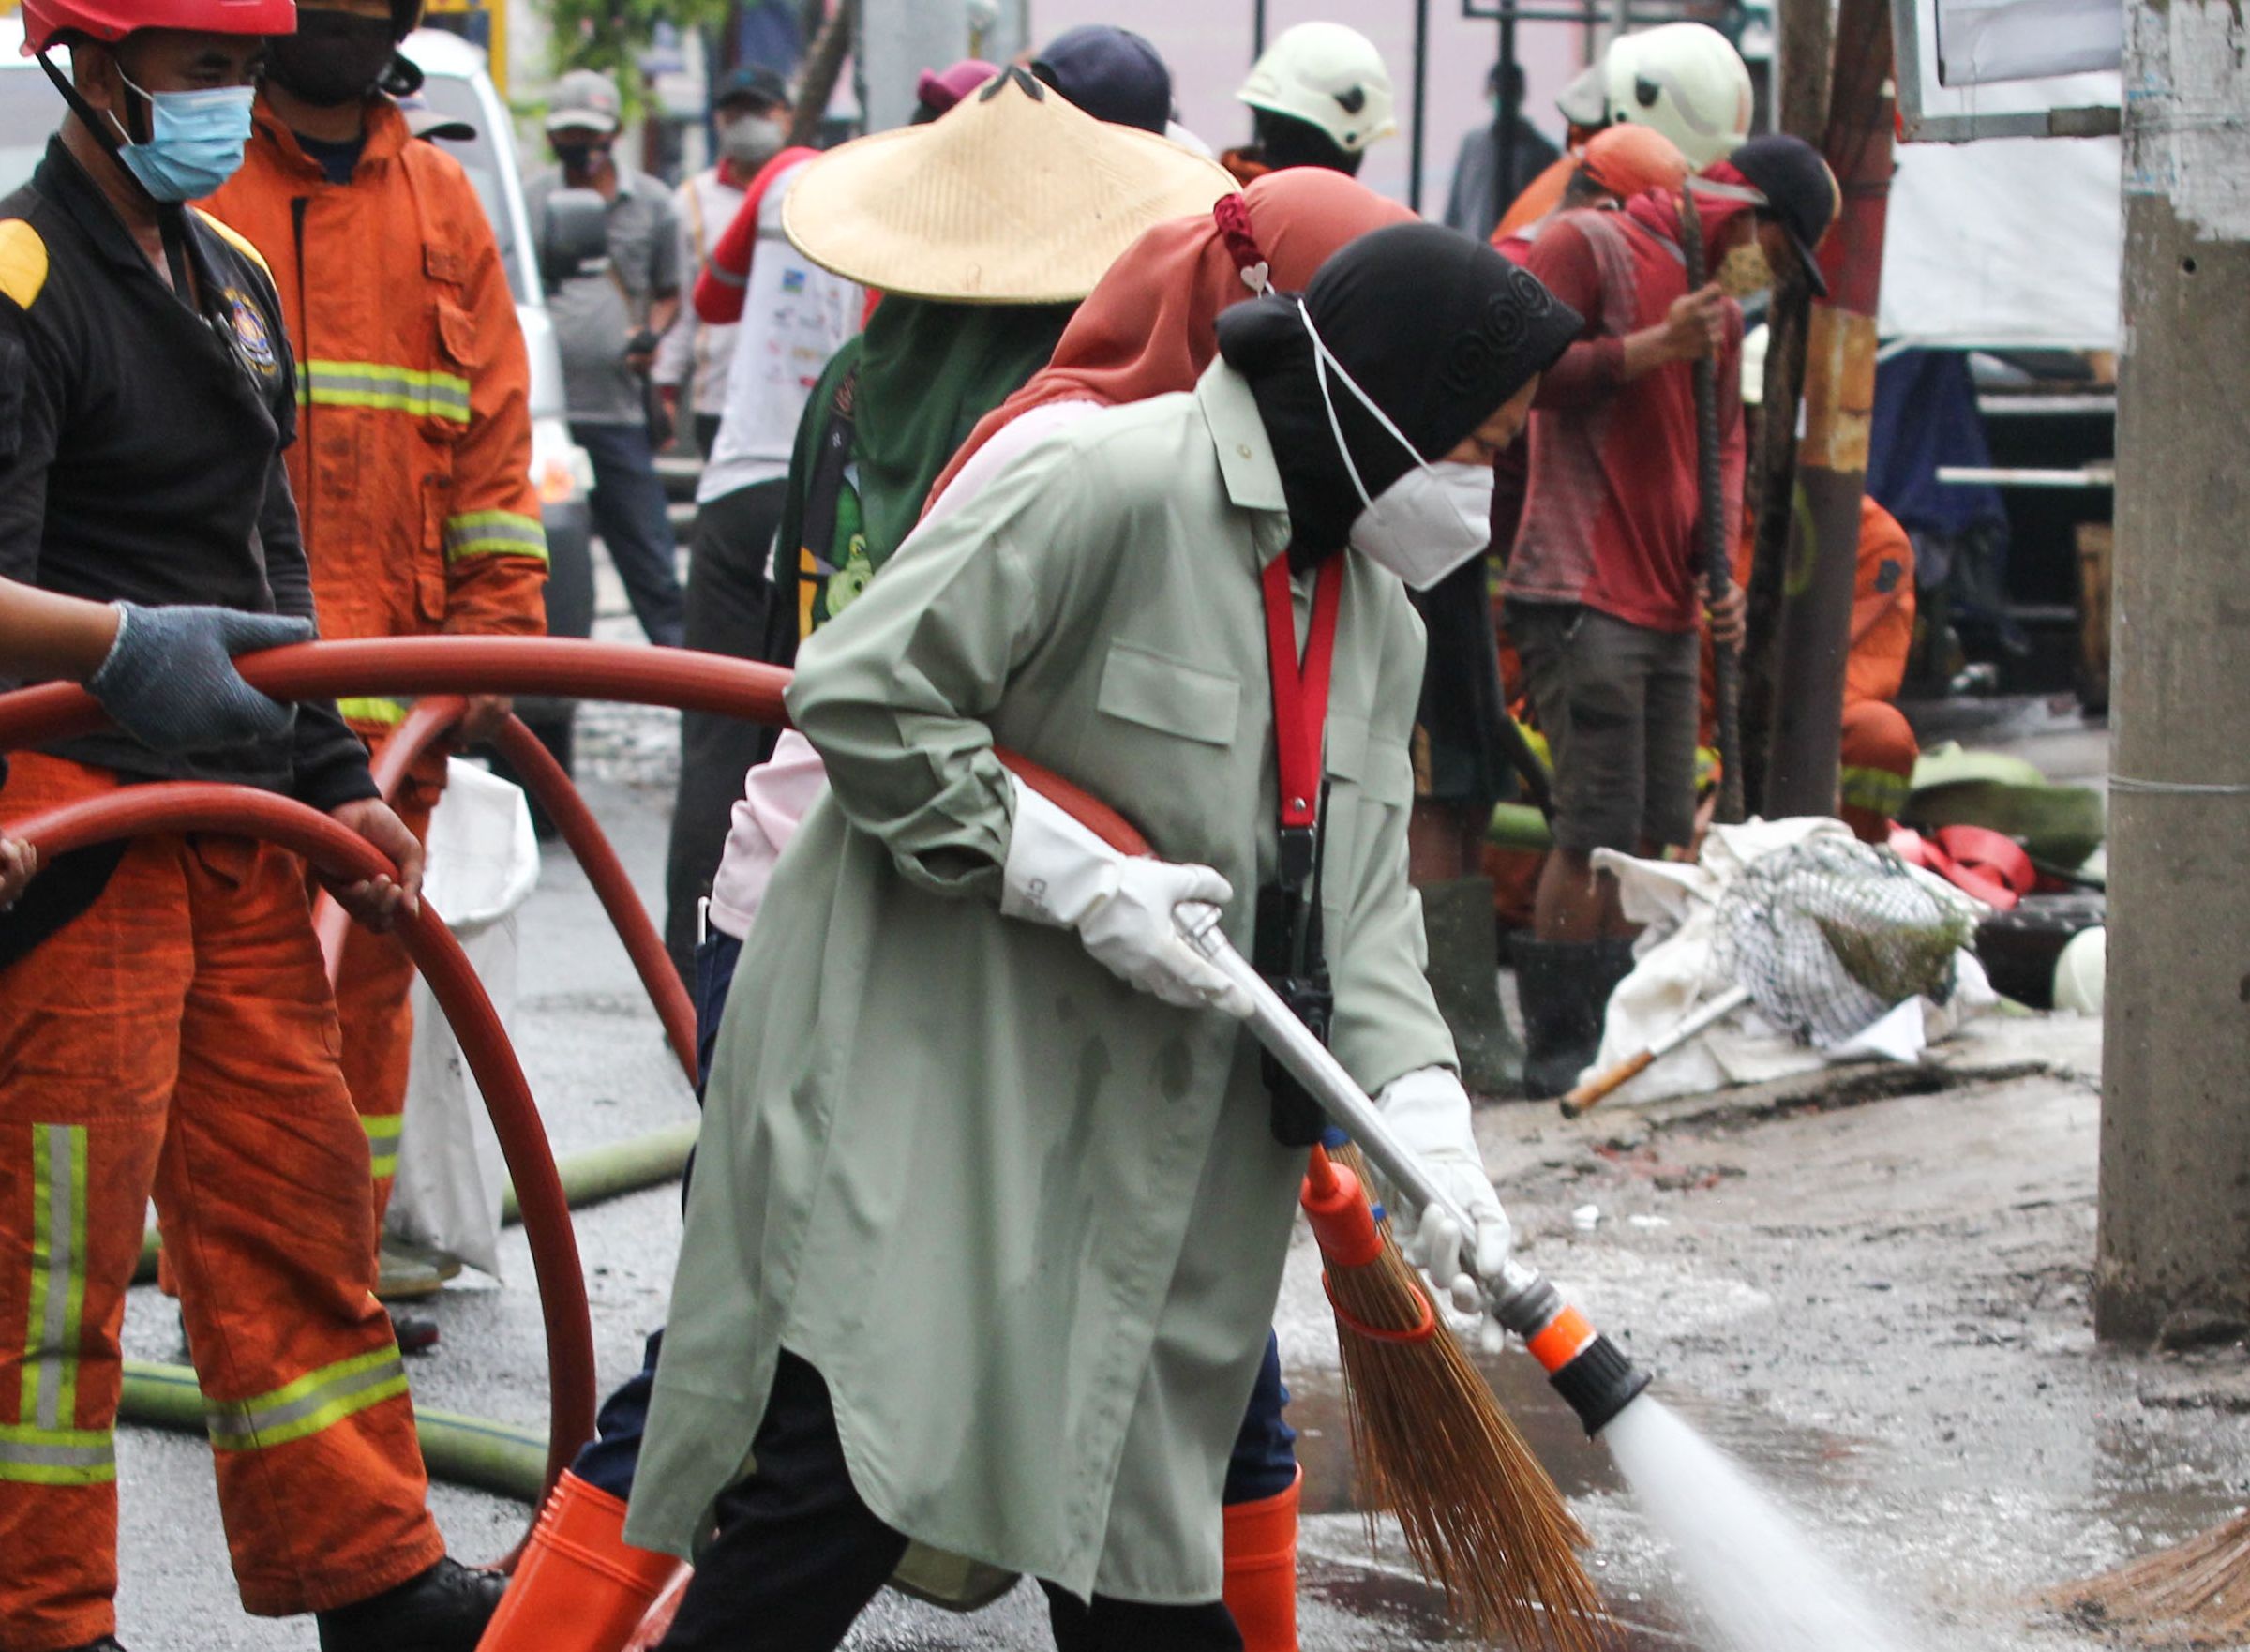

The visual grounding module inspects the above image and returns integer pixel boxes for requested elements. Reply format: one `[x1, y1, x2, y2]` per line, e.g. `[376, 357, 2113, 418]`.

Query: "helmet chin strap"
[36, 46, 194, 293]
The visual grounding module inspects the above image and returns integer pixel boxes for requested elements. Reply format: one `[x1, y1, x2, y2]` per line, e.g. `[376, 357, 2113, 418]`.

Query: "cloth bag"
[382, 758, 541, 1276]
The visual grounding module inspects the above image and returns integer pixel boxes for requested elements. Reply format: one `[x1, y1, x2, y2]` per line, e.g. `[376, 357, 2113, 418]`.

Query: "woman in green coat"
[631, 223, 1582, 1651]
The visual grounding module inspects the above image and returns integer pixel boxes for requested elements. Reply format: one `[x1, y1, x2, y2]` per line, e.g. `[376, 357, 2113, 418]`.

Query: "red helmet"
[21, 0, 297, 54]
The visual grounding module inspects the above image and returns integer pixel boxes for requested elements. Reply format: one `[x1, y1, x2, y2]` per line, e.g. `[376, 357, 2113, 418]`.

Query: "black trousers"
[658, 1351, 1243, 1652]
[663, 477, 788, 981]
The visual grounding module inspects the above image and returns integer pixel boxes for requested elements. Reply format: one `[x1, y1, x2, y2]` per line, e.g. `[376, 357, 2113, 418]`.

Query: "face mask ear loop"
[1298, 301, 1373, 511]
[1297, 300, 1436, 486]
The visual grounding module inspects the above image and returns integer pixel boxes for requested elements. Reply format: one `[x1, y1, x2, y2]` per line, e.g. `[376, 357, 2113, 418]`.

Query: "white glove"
[1377, 1066, 1513, 1324]
[1000, 775, 1252, 1018]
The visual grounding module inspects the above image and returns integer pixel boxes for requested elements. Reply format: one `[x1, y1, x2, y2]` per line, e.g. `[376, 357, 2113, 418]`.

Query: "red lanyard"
[1261, 554, 1344, 836]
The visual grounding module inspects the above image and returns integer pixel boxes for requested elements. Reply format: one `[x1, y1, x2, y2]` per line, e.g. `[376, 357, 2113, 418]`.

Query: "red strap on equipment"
[1261, 555, 1344, 833]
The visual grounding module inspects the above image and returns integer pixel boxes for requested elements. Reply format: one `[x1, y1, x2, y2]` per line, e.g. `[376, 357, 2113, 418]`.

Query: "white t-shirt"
[696, 161, 864, 504]
[652, 166, 748, 420]
[706, 400, 1101, 939]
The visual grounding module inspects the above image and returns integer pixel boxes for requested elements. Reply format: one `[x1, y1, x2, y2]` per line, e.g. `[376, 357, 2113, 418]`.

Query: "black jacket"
[0, 138, 373, 810]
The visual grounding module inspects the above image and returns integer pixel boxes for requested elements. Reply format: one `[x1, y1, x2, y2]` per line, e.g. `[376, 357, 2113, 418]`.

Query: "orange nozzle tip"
[1526, 1304, 1598, 1374]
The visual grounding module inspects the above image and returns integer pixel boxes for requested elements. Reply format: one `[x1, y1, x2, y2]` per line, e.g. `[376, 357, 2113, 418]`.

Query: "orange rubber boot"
[1222, 1466, 1302, 1652]
[475, 1471, 680, 1652]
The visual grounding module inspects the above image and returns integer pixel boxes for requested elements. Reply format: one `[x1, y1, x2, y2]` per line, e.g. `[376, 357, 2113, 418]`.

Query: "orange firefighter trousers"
[0, 755, 443, 1652]
[332, 737, 446, 1232]
[1838, 699, 1919, 845]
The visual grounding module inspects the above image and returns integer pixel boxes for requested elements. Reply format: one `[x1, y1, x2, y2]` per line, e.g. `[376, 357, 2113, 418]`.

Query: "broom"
[997, 756, 1609, 1648]
[1303, 1140, 1606, 1650]
[2048, 1509, 2250, 1644]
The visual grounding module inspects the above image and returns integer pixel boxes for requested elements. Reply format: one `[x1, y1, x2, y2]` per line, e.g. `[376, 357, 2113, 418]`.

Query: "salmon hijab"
[925, 168, 1416, 506]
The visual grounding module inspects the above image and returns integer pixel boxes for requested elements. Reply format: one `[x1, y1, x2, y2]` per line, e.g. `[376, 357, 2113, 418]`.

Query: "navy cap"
[1031, 24, 1172, 134]
[1726, 133, 1840, 296]
[716, 62, 790, 113]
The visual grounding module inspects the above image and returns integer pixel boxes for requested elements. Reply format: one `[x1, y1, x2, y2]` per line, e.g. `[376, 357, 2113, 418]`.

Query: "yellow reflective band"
[363, 1112, 403, 1183]
[203, 1347, 411, 1453]
[337, 697, 410, 728]
[1840, 764, 1912, 817]
[443, 510, 549, 565]
[0, 1422, 114, 1486]
[298, 360, 472, 424]
[21, 1124, 88, 1437]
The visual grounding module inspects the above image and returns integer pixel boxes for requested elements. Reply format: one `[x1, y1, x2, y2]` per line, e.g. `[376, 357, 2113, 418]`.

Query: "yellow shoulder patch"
[191, 208, 275, 284]
[0, 219, 49, 310]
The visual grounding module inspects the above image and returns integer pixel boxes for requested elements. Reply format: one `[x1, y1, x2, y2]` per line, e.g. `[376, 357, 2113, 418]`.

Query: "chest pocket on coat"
[1095, 641, 1239, 748]
[415, 296, 480, 623]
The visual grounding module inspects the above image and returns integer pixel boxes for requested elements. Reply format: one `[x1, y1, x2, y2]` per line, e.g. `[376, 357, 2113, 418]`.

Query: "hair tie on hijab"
[1212, 194, 1271, 294]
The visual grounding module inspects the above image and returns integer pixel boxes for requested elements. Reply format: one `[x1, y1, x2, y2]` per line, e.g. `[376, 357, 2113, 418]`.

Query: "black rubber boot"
[1512, 937, 1639, 1100]
[1418, 876, 1526, 1097]
[316, 1557, 507, 1652]
[60, 1639, 128, 1651]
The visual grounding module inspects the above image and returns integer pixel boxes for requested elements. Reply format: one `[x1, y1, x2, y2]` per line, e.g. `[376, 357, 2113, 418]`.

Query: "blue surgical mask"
[112, 74, 256, 202]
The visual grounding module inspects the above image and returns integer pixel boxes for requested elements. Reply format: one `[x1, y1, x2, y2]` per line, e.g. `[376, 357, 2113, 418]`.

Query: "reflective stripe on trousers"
[362, 1111, 403, 1183]
[298, 360, 471, 424]
[2, 1124, 113, 1487]
[1840, 763, 1912, 818]
[203, 1347, 412, 1454]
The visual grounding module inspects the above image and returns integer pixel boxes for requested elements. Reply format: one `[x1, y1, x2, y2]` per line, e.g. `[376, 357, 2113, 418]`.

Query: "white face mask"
[1299, 306, 1495, 591]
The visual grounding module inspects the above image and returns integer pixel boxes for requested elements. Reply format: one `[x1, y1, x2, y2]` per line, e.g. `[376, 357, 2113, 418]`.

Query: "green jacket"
[626, 362, 1456, 1602]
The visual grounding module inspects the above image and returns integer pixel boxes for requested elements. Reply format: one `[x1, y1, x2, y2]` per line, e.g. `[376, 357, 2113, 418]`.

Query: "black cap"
[1030, 24, 1172, 134]
[1725, 133, 1840, 296]
[716, 62, 790, 114]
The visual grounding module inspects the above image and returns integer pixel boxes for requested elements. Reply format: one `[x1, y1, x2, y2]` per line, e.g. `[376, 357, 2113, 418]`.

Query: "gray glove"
[86, 602, 312, 756]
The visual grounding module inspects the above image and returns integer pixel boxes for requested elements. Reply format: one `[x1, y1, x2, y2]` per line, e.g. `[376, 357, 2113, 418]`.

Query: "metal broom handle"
[1174, 903, 1559, 1330]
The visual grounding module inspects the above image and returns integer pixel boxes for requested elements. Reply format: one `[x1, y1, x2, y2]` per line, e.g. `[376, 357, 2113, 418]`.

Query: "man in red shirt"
[1502, 134, 1838, 1094]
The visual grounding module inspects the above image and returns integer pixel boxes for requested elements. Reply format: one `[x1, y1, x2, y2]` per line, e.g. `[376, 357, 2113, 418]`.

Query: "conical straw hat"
[783, 68, 1240, 305]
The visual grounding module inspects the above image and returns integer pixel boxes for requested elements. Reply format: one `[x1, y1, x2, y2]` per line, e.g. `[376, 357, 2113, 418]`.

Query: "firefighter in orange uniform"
[203, 0, 548, 1269]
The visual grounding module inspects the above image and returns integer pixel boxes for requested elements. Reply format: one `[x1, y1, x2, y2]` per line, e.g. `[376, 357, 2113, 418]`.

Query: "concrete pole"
[1758, 0, 1894, 818]
[2094, 0, 2250, 1343]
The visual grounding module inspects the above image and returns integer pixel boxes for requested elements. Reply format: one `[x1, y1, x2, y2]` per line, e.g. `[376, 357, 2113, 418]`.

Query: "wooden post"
[1736, 0, 1832, 813]
[1759, 0, 1894, 818]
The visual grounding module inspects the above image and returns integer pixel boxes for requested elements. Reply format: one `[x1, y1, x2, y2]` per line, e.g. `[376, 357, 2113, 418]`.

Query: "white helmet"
[1604, 22, 1753, 169]
[1238, 22, 1398, 156]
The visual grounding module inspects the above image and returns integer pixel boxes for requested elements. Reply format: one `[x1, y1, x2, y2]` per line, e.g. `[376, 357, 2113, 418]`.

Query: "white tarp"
[1881, 103, 2122, 352]
[1580, 818, 1996, 1108]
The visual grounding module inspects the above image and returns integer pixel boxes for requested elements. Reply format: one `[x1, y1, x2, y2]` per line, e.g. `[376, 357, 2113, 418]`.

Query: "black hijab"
[1215, 221, 1582, 559]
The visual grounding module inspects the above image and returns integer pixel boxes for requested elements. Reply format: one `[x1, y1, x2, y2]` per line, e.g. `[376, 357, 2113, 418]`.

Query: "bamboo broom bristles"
[1315, 1144, 1609, 1652]
[2049, 1509, 2250, 1645]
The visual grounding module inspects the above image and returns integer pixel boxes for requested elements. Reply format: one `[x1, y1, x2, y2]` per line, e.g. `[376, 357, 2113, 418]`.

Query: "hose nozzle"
[1489, 1269, 1651, 1437]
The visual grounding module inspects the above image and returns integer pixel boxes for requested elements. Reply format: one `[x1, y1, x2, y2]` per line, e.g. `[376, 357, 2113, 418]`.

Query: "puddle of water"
[1286, 1347, 1901, 1650]
[1285, 1345, 1625, 1518]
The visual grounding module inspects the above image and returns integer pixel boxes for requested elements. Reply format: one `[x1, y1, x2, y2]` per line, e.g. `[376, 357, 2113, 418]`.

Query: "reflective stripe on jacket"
[203, 97, 548, 713]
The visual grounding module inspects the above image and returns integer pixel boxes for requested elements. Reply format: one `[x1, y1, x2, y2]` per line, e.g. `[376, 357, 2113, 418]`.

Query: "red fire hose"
[0, 781, 596, 1506]
[0, 640, 797, 1541]
[309, 690, 699, 1078]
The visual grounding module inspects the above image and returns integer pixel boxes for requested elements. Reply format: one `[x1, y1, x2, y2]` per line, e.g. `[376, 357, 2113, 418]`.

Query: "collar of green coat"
[1195, 362, 1292, 563]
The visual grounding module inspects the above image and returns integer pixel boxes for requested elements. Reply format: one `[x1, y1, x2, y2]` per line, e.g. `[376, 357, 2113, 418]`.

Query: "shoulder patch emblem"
[222, 287, 279, 375]
[0, 219, 50, 310]
[190, 208, 275, 283]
